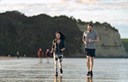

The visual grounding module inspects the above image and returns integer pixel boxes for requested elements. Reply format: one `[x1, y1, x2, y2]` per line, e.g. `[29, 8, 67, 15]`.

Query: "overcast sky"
[0, 0, 128, 38]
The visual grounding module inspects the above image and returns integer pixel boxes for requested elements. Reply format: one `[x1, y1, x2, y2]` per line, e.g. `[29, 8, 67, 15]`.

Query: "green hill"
[0, 11, 127, 58]
[121, 39, 128, 54]
[0, 11, 82, 57]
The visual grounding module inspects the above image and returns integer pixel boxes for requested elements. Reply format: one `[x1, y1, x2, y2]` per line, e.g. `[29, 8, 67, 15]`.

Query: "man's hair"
[88, 23, 93, 27]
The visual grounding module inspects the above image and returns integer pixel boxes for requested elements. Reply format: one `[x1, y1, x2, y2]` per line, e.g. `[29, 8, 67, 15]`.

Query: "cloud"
[0, 0, 128, 38]
[0, 0, 62, 4]
[0, 1, 127, 23]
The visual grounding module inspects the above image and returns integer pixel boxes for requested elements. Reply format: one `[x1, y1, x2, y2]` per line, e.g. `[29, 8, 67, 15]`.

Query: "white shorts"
[54, 53, 63, 62]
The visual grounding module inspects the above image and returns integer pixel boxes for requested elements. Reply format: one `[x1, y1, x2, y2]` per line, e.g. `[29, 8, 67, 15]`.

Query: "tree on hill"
[0, 11, 82, 57]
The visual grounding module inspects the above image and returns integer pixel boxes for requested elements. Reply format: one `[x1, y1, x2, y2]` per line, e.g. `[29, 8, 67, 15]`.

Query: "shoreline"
[0, 56, 128, 60]
[0, 56, 14, 60]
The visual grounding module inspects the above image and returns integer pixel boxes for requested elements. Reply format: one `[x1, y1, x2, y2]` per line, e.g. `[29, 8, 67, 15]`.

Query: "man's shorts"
[85, 48, 95, 57]
[54, 53, 63, 62]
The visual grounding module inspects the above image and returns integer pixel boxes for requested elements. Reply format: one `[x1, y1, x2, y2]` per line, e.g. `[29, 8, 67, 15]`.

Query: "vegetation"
[121, 39, 128, 54]
[0, 11, 82, 57]
[0, 11, 124, 57]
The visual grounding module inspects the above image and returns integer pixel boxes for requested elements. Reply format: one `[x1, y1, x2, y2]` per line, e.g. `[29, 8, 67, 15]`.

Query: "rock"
[78, 22, 128, 58]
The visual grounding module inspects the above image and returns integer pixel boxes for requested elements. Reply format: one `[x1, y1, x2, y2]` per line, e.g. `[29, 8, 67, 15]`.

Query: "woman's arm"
[50, 40, 55, 53]
[61, 48, 65, 52]
[61, 41, 65, 52]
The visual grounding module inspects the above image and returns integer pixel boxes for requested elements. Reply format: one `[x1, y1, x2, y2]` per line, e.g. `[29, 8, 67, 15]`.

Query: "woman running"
[51, 31, 65, 76]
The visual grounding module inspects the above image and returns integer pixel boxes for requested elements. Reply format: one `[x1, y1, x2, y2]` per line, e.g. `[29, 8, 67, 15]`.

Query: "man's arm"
[94, 36, 99, 42]
[89, 32, 99, 43]
[89, 37, 99, 43]
[82, 32, 87, 44]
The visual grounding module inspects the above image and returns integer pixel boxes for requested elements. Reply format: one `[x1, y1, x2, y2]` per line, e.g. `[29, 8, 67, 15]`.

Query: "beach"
[0, 57, 128, 82]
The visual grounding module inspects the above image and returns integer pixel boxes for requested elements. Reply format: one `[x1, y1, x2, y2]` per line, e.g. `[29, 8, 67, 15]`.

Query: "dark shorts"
[85, 48, 95, 57]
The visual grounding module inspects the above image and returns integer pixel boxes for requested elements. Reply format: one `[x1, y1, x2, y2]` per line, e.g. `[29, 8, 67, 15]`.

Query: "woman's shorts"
[54, 53, 63, 62]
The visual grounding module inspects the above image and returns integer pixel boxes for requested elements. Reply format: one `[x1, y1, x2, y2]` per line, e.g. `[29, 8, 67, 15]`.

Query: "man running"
[82, 23, 99, 77]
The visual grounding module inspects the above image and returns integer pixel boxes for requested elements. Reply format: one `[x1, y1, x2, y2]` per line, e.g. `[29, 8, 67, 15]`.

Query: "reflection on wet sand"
[0, 58, 128, 82]
[54, 76, 62, 82]
[86, 77, 93, 82]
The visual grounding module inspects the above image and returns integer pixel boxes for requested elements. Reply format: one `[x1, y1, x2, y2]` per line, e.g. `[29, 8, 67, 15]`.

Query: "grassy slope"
[121, 38, 128, 54]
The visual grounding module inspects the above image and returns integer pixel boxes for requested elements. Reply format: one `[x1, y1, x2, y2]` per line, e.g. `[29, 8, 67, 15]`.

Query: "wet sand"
[0, 57, 128, 82]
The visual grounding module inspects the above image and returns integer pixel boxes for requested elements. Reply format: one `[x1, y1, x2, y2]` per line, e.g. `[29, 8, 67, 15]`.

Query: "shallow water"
[0, 58, 128, 82]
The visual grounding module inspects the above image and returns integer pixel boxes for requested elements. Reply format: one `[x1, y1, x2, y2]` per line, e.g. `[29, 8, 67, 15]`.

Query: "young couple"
[51, 23, 99, 77]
